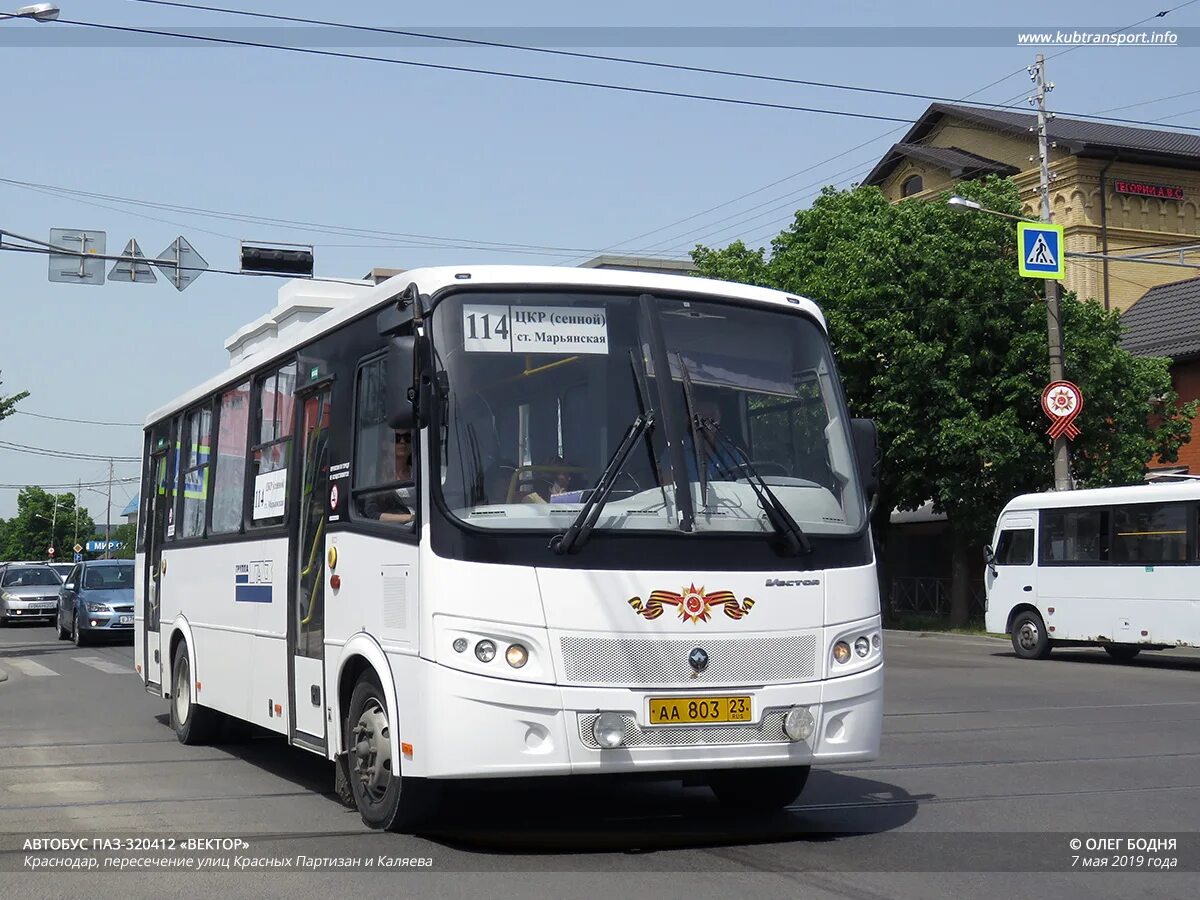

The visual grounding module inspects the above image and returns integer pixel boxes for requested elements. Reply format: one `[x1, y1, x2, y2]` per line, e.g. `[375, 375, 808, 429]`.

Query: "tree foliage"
[693, 177, 1195, 622]
[0, 487, 96, 562]
[0, 371, 28, 425]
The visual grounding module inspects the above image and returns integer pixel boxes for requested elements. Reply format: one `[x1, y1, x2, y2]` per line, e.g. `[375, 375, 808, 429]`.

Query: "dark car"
[0, 564, 63, 625]
[57, 560, 135, 645]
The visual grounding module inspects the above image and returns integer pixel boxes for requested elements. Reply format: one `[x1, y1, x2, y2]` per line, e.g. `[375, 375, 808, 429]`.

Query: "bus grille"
[559, 633, 819, 686]
[578, 709, 794, 749]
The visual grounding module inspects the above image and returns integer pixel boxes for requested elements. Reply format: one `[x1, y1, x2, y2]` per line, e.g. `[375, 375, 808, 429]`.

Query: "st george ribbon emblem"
[1041, 380, 1083, 441]
[628, 584, 755, 624]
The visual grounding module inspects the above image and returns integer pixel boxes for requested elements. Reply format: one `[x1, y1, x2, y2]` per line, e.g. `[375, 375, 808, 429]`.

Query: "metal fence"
[889, 576, 986, 620]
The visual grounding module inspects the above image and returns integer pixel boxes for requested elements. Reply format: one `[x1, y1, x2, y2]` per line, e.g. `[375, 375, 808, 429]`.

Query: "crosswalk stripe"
[73, 656, 130, 675]
[6, 659, 60, 677]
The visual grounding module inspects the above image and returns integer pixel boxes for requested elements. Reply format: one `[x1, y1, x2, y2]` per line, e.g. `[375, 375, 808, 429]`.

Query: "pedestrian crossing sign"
[1017, 222, 1065, 280]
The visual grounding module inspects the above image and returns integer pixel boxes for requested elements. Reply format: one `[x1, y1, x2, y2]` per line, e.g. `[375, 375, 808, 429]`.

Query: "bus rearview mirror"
[850, 418, 878, 502]
[386, 336, 417, 430]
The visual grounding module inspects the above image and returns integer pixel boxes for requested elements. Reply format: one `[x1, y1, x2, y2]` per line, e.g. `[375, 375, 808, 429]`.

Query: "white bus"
[984, 481, 1200, 661]
[135, 265, 883, 831]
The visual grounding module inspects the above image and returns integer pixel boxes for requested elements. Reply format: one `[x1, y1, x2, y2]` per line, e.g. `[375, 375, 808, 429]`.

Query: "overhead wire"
[11, 410, 142, 427]
[112, 1, 1200, 132]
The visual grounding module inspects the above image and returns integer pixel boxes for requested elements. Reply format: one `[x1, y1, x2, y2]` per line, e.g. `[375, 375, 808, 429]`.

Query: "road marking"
[5, 659, 59, 677]
[73, 656, 130, 675]
[4, 780, 101, 794]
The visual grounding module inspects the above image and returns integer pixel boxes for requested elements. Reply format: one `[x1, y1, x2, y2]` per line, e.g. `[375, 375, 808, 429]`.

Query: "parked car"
[0, 564, 63, 625]
[57, 560, 136, 645]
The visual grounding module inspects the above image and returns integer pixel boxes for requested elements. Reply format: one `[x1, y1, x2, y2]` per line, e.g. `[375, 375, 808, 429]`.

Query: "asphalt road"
[1, 622, 1197, 899]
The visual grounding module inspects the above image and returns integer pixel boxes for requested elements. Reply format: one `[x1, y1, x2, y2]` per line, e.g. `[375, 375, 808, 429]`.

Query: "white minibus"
[985, 481, 1200, 660]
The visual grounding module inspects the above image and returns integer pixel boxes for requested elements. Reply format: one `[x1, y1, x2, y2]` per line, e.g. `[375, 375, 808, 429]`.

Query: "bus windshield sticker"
[252, 468, 288, 520]
[462, 303, 608, 355]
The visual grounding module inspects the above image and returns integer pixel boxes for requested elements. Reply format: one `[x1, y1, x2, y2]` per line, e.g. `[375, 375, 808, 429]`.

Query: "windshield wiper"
[696, 418, 812, 555]
[550, 410, 654, 555]
[551, 350, 658, 555]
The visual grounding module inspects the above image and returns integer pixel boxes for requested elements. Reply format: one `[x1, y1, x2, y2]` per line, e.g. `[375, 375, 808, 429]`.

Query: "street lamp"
[32, 493, 71, 559]
[947, 195, 1033, 223]
[0, 4, 60, 21]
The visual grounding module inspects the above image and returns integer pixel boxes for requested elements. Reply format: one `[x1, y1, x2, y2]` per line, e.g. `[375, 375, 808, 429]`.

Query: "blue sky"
[1, 0, 1197, 521]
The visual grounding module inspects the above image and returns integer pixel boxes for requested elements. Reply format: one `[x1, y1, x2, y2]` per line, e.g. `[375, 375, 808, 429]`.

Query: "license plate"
[37, 603, 55, 609]
[119, 615, 133, 625]
[648, 696, 752, 725]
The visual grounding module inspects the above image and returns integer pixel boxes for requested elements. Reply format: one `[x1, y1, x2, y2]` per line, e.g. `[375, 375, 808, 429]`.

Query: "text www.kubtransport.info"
[1017, 29, 1179, 45]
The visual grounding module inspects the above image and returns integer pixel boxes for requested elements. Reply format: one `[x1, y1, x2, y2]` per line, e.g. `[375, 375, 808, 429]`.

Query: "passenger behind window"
[523, 456, 579, 504]
[359, 430, 415, 528]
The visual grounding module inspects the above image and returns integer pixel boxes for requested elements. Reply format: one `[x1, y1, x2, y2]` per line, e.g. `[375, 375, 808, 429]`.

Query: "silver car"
[0, 564, 63, 625]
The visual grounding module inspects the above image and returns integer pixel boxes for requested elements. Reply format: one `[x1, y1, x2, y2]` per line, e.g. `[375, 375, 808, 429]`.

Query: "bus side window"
[354, 356, 416, 530]
[250, 362, 297, 527]
[994, 529, 1033, 566]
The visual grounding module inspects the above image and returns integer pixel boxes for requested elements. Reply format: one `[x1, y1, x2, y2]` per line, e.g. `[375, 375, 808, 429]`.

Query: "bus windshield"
[430, 290, 865, 537]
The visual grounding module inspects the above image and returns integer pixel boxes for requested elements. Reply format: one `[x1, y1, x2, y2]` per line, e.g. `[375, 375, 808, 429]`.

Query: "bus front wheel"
[345, 671, 436, 832]
[1011, 610, 1052, 660]
[708, 765, 811, 811]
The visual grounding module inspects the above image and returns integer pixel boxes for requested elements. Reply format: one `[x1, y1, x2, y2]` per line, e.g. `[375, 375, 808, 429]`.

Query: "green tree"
[693, 177, 1195, 626]
[1, 487, 96, 562]
[0, 371, 28, 424]
[111, 522, 137, 560]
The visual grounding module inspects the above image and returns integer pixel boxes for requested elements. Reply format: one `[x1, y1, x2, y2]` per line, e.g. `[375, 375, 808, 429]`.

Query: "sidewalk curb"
[883, 629, 1006, 645]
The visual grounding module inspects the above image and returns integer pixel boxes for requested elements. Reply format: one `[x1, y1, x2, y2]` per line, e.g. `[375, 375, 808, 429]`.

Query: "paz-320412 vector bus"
[134, 265, 883, 830]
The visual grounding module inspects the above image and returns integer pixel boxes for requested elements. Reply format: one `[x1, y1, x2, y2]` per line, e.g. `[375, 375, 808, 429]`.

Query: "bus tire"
[708, 765, 811, 811]
[346, 670, 436, 832]
[169, 642, 218, 745]
[1011, 610, 1052, 659]
[1104, 645, 1141, 662]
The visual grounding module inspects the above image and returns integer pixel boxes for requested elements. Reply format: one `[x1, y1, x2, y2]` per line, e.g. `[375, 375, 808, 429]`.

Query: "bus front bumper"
[404, 660, 883, 780]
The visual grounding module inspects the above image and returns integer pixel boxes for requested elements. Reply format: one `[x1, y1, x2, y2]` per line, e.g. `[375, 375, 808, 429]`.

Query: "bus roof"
[145, 265, 826, 427]
[1002, 479, 1200, 514]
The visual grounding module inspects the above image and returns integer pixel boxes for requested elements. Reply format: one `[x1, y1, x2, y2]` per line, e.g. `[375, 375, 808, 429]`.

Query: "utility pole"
[50, 492, 59, 559]
[74, 479, 80, 548]
[1033, 53, 1071, 491]
[105, 459, 113, 560]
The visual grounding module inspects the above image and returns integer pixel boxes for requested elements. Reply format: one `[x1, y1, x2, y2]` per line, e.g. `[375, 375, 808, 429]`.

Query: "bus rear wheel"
[169, 642, 219, 745]
[1104, 645, 1141, 662]
[345, 671, 435, 832]
[1011, 610, 1052, 660]
[708, 765, 811, 811]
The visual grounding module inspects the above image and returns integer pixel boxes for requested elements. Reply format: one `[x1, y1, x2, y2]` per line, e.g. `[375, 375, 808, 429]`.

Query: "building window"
[901, 174, 924, 197]
[1112, 503, 1188, 563]
[211, 381, 250, 534]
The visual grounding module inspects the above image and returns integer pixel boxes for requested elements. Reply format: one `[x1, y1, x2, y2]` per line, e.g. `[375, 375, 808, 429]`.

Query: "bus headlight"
[833, 641, 851, 664]
[592, 712, 626, 749]
[783, 706, 815, 742]
[474, 640, 497, 663]
[854, 637, 870, 658]
[505, 643, 528, 668]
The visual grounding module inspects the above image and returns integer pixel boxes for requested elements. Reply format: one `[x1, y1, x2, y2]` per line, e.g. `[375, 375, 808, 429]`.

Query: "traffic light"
[240, 242, 314, 276]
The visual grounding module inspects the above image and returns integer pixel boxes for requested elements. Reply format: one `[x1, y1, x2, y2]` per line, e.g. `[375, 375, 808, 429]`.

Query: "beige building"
[865, 103, 1200, 311]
